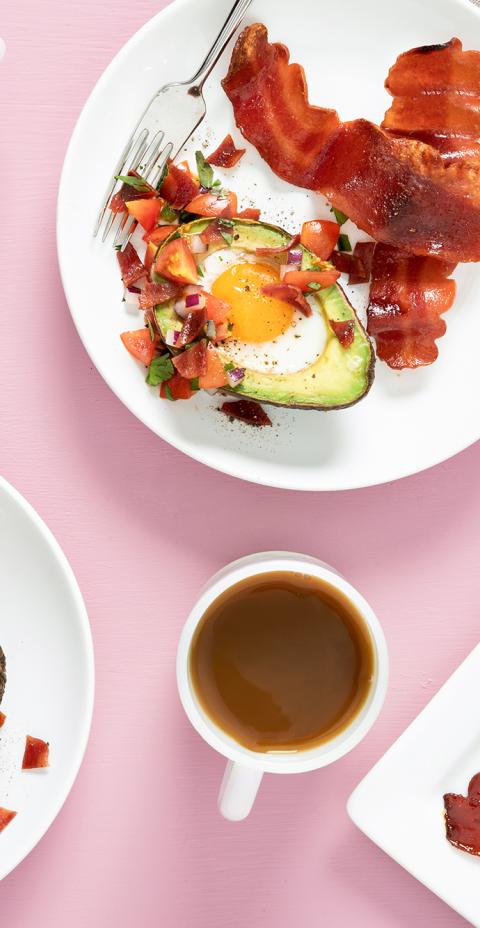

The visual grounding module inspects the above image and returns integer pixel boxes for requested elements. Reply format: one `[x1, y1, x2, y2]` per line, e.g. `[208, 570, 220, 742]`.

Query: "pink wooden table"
[1, 2, 479, 925]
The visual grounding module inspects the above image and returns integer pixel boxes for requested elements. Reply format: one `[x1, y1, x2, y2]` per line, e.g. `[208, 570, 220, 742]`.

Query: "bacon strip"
[366, 244, 456, 368]
[223, 25, 480, 263]
[222, 23, 340, 189]
[383, 39, 480, 163]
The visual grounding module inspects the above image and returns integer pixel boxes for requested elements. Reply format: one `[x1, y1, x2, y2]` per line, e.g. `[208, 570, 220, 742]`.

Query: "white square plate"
[348, 644, 480, 926]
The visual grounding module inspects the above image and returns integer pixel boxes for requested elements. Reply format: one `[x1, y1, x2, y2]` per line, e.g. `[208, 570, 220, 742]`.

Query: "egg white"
[200, 248, 328, 375]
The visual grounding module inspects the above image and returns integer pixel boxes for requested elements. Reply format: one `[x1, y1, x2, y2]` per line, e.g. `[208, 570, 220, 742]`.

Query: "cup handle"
[218, 760, 263, 821]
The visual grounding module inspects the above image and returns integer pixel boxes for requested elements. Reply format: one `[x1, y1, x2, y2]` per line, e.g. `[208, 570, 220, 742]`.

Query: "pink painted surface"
[0, 1, 479, 925]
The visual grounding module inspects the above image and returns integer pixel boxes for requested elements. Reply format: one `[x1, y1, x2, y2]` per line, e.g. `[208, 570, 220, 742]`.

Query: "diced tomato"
[185, 191, 238, 219]
[198, 345, 229, 389]
[205, 292, 231, 325]
[199, 219, 226, 245]
[236, 207, 261, 220]
[220, 400, 272, 427]
[22, 735, 49, 769]
[0, 808, 16, 832]
[117, 243, 146, 287]
[121, 328, 158, 365]
[161, 372, 194, 400]
[143, 224, 177, 245]
[154, 238, 198, 285]
[160, 162, 200, 208]
[329, 319, 355, 348]
[125, 198, 164, 233]
[207, 134, 246, 168]
[173, 340, 208, 378]
[109, 191, 127, 213]
[0, 711, 5, 727]
[300, 220, 340, 260]
[138, 280, 178, 309]
[283, 269, 340, 290]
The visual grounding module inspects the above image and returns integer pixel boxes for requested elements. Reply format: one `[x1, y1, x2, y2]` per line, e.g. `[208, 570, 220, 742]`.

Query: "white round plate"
[0, 478, 94, 880]
[58, 0, 480, 491]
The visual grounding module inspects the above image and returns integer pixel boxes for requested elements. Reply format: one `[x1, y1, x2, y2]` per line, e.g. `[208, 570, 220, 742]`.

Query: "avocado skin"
[154, 218, 375, 411]
[0, 646, 5, 705]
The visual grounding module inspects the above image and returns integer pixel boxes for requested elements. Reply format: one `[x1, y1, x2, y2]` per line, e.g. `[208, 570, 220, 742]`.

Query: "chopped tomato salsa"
[121, 328, 158, 365]
[207, 134, 246, 168]
[0, 808, 16, 832]
[117, 243, 146, 287]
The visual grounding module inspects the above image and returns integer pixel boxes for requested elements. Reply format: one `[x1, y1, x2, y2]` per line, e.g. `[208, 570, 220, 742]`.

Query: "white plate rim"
[0, 476, 95, 881]
[57, 0, 480, 493]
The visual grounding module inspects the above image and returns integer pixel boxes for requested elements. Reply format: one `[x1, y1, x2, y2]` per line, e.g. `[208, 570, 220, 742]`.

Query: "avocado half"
[153, 218, 375, 410]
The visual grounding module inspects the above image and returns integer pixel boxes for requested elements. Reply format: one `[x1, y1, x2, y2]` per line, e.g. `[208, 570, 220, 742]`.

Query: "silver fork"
[94, 0, 252, 248]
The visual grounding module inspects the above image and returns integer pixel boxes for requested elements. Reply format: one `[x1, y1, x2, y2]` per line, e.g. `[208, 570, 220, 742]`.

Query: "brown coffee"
[189, 571, 374, 753]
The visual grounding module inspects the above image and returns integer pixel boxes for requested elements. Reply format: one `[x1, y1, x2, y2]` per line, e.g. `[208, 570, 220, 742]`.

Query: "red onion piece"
[174, 298, 188, 318]
[227, 367, 245, 387]
[255, 234, 300, 256]
[287, 249, 302, 264]
[280, 262, 300, 280]
[165, 329, 180, 347]
[127, 285, 142, 294]
[185, 293, 200, 308]
[206, 320, 217, 339]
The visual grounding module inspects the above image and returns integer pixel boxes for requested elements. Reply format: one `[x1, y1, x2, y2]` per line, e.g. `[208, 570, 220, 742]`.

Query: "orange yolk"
[211, 262, 294, 343]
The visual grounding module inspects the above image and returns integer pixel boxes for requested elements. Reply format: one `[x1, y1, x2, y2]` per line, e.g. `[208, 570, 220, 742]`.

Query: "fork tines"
[94, 128, 173, 248]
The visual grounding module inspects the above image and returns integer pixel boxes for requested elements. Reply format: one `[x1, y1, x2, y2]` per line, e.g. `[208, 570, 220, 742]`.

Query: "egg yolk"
[211, 262, 294, 343]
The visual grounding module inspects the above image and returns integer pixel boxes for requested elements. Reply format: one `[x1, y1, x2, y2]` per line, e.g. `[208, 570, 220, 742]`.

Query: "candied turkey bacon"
[366, 244, 456, 369]
[383, 39, 480, 163]
[224, 25, 480, 263]
[22, 735, 50, 770]
[444, 772, 480, 856]
[222, 23, 340, 189]
[315, 119, 480, 264]
[207, 134, 246, 168]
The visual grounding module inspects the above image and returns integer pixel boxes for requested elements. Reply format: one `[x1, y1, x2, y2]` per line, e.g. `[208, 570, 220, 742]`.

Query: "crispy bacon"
[383, 39, 480, 163]
[224, 25, 480, 263]
[366, 244, 456, 368]
[173, 340, 208, 378]
[261, 283, 312, 316]
[177, 307, 208, 347]
[222, 24, 340, 189]
[220, 400, 272, 427]
[138, 280, 179, 310]
[117, 243, 146, 287]
[207, 134, 246, 168]
[329, 319, 355, 348]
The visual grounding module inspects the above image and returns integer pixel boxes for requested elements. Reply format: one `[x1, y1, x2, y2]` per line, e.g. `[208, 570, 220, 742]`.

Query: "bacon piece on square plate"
[366, 244, 456, 369]
[22, 735, 50, 769]
[383, 38, 480, 163]
[224, 25, 480, 263]
[444, 772, 480, 855]
[222, 23, 340, 189]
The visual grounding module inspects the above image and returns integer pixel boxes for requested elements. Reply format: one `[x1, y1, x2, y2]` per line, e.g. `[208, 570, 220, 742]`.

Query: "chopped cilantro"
[195, 150, 214, 189]
[114, 244, 122, 251]
[330, 206, 349, 226]
[146, 354, 174, 386]
[218, 218, 235, 228]
[164, 384, 174, 401]
[220, 231, 234, 246]
[157, 162, 169, 190]
[197, 264, 205, 277]
[212, 179, 222, 188]
[190, 377, 200, 391]
[160, 204, 178, 222]
[337, 233, 352, 252]
[115, 174, 150, 192]
[224, 362, 235, 372]
[308, 282, 322, 291]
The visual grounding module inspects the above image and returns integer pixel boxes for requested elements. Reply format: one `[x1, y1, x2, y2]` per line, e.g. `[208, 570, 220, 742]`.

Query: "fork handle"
[188, 0, 252, 90]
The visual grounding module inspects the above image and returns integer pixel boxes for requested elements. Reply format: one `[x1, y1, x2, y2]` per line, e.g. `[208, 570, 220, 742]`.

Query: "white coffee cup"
[177, 552, 388, 821]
